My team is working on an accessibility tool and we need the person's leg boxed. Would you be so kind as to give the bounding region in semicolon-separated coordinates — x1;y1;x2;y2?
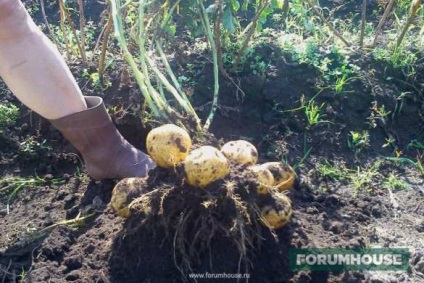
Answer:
0;0;87;119
0;0;155;179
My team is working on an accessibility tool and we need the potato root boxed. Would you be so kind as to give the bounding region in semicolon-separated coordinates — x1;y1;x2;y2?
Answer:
247;165;275;194
182;145;230;188
260;192;292;229
221;140;258;165
111;177;147;218
146;124;192;168
261;162;296;191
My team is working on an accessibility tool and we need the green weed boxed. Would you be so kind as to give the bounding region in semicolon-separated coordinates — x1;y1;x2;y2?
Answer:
367;101;391;128
82;68;102;88
373;45;417;77
304;98;325;129
407;139;424;150
348;130;370;157
11;212;94;248
0;103;20;128
0;175;64;213
18;138;52;158
385;156;424;176
348;160;382;198
382;173;411;190
316;160;348;181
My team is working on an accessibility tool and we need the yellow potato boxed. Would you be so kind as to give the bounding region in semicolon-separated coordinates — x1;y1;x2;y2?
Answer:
260;192;292;229
182;146;230;188
111;177;147;218
221;140;258;165
146;124;192;168
261;162;296;191
247;165;275;195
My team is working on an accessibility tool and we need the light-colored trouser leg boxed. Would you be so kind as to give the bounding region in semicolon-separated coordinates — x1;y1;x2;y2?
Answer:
0;0;87;120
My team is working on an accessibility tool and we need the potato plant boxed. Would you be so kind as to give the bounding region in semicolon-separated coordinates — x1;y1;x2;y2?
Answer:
108;0;286;130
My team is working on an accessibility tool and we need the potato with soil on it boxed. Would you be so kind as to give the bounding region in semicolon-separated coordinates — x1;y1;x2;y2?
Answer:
181;145;230;188
247;165;275;195
261;162;296;191
259;191;292;229
111;177;148;218
221;140;258;165
146;124;192;168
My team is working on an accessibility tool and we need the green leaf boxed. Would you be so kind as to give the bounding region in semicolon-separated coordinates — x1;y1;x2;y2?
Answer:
271;0;284;9
232;0;240;11
223;5;236;34
258;7;273;25
241;1;249;11
206;4;217;14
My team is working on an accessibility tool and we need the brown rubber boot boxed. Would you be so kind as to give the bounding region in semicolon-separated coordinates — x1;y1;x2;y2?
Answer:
49;96;156;180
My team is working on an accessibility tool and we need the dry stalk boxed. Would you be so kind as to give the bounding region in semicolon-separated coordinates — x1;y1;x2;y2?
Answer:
282;0;290;29
360;0;367;48
372;0;396;47
58;0;87;62
396;0;422;48
233;0;270;70
39;0;58;46
98;12;114;77
77;0;87;63
305;0;351;47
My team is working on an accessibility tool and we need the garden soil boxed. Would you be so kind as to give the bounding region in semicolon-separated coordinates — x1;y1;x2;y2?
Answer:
1;1;424;282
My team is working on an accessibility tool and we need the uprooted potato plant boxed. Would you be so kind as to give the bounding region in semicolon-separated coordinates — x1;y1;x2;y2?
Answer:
110;124;296;277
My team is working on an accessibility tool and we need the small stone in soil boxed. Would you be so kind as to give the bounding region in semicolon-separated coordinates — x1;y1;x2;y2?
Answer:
416;260;424;274
416;222;424;233
65;270;82;281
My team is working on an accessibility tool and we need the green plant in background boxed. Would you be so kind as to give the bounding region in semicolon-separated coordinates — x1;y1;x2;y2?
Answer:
250;55;270;76
382;173;410;190
332;71;356;95
0;103;20;129
314;158;417;197
28;0;421;133
304;97;325;129
367;101;391;128
348;131;370;157
407;139;424;150
382;136;396;149
371;0;422;77
316;159;348;181
385;156;424;176
18;137;52;158
82;68;102;88
391;91;410;119
348;160;382;197
373;45;418;77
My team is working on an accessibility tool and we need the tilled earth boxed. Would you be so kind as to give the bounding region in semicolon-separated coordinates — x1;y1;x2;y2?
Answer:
1;159;423;283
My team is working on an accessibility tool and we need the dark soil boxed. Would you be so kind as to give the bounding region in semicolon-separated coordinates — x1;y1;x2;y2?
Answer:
1;1;424;282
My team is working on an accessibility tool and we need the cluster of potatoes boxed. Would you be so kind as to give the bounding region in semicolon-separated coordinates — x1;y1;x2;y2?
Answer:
111;124;296;229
